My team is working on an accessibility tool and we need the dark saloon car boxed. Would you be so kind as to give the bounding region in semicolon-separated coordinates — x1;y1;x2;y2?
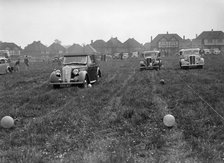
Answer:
49;54;101;88
140;51;162;71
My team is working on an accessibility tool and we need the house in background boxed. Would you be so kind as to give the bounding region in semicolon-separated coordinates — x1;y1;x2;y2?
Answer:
106;37;124;54
91;40;107;54
66;43;83;54
0;42;22;56
194;30;224;52
143;42;151;51
66;43;98;55
48;42;66;57
150;32;183;56
23;41;49;61
123;38;142;54
180;36;193;49
83;44;98;55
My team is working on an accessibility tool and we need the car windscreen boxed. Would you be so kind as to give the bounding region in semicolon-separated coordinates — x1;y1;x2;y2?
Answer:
144;53;156;58
183;50;200;55
63;56;87;65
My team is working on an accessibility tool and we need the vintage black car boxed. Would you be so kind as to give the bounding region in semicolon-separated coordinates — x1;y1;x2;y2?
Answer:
49;54;101;88
140;51;162;71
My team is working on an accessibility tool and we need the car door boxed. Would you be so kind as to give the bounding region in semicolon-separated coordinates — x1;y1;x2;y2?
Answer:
87;55;97;82
0;59;7;74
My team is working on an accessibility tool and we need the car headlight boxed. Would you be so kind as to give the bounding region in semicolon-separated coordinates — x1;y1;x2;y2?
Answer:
55;70;61;77
140;61;144;65
73;69;79;75
181;59;185;62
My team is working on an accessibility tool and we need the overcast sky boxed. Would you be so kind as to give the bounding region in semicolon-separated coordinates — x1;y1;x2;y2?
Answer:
0;0;224;48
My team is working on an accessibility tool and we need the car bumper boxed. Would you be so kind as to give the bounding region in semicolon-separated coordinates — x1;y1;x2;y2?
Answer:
49;78;84;85
181;64;204;67
140;65;160;70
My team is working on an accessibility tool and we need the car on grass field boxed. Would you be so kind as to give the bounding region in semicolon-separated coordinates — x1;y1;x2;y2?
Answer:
0;57;11;74
140;51;162;71
49;54;101;88
203;49;211;55
179;48;204;69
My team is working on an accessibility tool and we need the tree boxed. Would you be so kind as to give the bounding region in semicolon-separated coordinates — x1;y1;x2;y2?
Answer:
54;39;61;45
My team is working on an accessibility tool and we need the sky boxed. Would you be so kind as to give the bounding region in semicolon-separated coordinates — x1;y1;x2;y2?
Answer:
0;0;224;48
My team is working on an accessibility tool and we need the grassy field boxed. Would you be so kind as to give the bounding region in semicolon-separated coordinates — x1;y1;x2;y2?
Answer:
0;55;224;162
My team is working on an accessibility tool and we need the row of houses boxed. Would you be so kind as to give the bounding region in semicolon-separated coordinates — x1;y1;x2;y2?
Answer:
1;29;224;57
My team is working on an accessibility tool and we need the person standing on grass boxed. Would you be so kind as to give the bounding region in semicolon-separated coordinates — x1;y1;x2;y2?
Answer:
14;58;20;72
24;55;29;70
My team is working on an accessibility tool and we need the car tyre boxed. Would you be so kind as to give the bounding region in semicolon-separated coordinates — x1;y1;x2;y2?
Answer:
198;65;203;69
81;76;89;88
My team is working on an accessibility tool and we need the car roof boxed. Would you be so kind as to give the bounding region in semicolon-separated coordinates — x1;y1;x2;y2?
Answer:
63;54;89;57
143;51;160;54
180;48;200;52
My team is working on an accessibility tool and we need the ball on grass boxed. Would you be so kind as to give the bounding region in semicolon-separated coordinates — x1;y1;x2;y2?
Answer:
88;84;92;88
163;114;175;127
160;79;165;85
1;116;14;128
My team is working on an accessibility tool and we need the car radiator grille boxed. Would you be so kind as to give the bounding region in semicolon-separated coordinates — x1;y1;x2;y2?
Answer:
146;58;152;66
190;56;196;65
62;66;72;82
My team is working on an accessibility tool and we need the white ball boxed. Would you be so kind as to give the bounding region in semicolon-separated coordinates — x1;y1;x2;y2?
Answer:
1;116;14;128
160;79;165;85
163;114;175;127
88;84;92;88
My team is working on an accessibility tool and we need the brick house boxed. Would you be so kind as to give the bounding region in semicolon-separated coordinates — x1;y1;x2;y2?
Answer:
23;41;48;57
0;42;22;56
194;30;224;52
106;37;124;54
91;40;107;54
123;38;142;53
150;32;183;56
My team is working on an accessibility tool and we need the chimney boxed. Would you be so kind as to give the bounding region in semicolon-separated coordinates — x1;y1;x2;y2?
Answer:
183;35;185;40
211;29;213;31
150;36;153;42
91;40;93;44
166;31;168;34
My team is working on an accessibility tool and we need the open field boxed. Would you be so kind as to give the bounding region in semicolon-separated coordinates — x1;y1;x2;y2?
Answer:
0;55;224;162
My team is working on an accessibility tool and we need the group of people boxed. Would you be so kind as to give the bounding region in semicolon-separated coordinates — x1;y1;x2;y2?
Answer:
9;55;29;72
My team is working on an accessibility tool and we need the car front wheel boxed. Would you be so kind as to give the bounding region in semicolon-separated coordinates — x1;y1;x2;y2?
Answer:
80;76;89;88
53;84;60;89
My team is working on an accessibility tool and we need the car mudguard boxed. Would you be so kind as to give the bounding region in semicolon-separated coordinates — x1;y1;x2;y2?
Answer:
78;70;88;82
49;71;60;83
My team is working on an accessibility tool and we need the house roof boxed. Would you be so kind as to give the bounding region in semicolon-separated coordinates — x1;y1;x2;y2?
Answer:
196;30;224;40
67;44;83;54
123;38;142;48
48;43;66;52
91;40;107;48
23;41;47;52
84;44;98;54
0;42;22;50
67;44;98;55
143;42;151;50
107;37;123;47
151;33;183;44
